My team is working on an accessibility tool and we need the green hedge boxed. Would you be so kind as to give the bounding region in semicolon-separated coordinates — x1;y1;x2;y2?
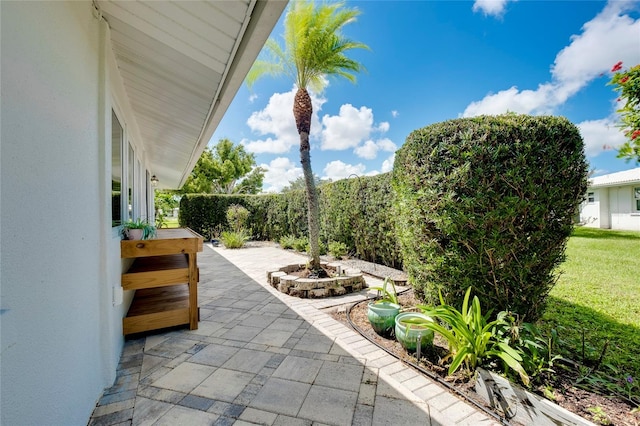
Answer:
179;173;401;266
393;114;588;321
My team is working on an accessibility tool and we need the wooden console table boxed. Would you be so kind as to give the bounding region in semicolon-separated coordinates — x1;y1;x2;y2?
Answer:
120;228;203;335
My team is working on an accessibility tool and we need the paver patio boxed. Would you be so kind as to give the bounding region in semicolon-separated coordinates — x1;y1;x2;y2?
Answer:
88;243;498;426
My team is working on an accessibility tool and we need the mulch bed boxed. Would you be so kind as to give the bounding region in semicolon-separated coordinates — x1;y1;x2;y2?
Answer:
331;290;640;426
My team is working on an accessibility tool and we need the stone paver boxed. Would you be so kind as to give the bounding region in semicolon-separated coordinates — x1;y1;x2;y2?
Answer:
88;244;497;426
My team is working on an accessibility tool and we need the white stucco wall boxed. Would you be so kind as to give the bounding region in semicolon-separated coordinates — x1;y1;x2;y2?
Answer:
1;2;124;424
580;189;603;228
580;185;640;231
609;186;640;231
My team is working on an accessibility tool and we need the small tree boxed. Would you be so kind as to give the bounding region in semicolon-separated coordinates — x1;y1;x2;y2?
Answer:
609;61;640;162
181;138;264;194
282;175;329;193
246;0;368;271
226;204;250;233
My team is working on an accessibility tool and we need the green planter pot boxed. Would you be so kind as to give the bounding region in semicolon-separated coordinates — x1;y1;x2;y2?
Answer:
367;301;401;337
395;312;434;352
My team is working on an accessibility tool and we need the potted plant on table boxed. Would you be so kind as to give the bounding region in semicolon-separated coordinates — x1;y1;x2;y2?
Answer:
122;218;157;240
367;277;401;337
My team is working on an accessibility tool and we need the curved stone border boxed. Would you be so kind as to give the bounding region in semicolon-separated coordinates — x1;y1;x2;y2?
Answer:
266;261;366;298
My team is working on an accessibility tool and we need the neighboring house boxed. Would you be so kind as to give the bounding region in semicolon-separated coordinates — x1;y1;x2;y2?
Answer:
579;167;640;231
0;1;286;425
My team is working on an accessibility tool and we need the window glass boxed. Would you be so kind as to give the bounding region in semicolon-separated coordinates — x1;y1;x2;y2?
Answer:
587;192;595;203
146;170;153;220
128;143;134;221
111;111;123;227
136;159;142;218
634;187;640;211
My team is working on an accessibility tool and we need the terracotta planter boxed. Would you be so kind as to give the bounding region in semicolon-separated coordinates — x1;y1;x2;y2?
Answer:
367;301;401;337
394;312;434;352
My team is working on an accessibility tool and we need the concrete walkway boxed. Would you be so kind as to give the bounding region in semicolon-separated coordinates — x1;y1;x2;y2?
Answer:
88;244;498;426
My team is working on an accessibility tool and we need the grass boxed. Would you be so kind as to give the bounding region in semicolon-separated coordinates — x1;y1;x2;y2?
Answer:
161;217;180;228
538;226;640;381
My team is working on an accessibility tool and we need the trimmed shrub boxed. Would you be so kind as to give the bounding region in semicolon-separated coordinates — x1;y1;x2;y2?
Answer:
328;241;348;259
226;204;250;233
393;114;588;321
178;173;403;267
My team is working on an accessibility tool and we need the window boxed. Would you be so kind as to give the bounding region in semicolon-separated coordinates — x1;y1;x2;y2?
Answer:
587;191;595;203
111;111;123;227
127;143;135;221
634;187;640;211
146;170;153;220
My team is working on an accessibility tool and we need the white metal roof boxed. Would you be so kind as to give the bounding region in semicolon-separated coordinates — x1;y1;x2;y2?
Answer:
589;167;640;188
96;0;287;188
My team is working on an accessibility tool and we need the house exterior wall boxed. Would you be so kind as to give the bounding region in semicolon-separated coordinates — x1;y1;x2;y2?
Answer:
580;185;640;231
609;186;640;231
580;188;605;228
1;2;144;424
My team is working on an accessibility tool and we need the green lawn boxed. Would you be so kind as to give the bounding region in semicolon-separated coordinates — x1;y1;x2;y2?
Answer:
162;217;180;228
538;227;640;381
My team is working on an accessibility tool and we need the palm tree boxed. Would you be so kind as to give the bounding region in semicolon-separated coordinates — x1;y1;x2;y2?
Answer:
247;0;368;270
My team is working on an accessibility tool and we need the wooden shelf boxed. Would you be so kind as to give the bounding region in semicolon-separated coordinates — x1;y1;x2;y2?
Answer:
122;255;190;291
123;285;190;335
121;228;202;335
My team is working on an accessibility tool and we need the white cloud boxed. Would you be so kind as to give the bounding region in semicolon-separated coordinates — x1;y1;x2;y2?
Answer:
248;93;258;103
241;137;293;154
381;153;396;173
322;160;366;181
377;122;390;132
260;157;303;193
354;140;378;160
472;0;512;17
577;118;627;158
243;87;326;155
321;104;374;150
353;138;397;160
463;84;556;117
391;110;399;118
463;1;640;117
376;138;397;152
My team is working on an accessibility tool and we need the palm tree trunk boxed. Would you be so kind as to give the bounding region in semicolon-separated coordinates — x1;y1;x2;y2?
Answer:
300;133;321;269
294;88;321;270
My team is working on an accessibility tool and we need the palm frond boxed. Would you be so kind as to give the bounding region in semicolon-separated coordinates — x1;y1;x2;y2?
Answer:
247;0;368;93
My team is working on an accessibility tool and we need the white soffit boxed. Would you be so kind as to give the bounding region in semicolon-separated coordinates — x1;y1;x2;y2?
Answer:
96;0;287;188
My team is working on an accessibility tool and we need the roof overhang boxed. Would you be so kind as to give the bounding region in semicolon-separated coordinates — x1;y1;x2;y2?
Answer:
96;0;287;189
588;167;640;188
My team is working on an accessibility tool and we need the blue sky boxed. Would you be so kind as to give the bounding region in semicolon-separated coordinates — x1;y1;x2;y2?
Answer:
210;0;640;192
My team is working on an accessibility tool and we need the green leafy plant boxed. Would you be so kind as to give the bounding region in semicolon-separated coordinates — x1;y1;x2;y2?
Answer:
122;218;157;240
279;234;297;249
369;277;399;305
418;287;529;385
608;61;640;162
575;364;640;406
292;236;308;252
305;240;326;255
220;230;249;249
500;320;564;386
586;406;611;425
328;241;348;259
226;204;250;233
